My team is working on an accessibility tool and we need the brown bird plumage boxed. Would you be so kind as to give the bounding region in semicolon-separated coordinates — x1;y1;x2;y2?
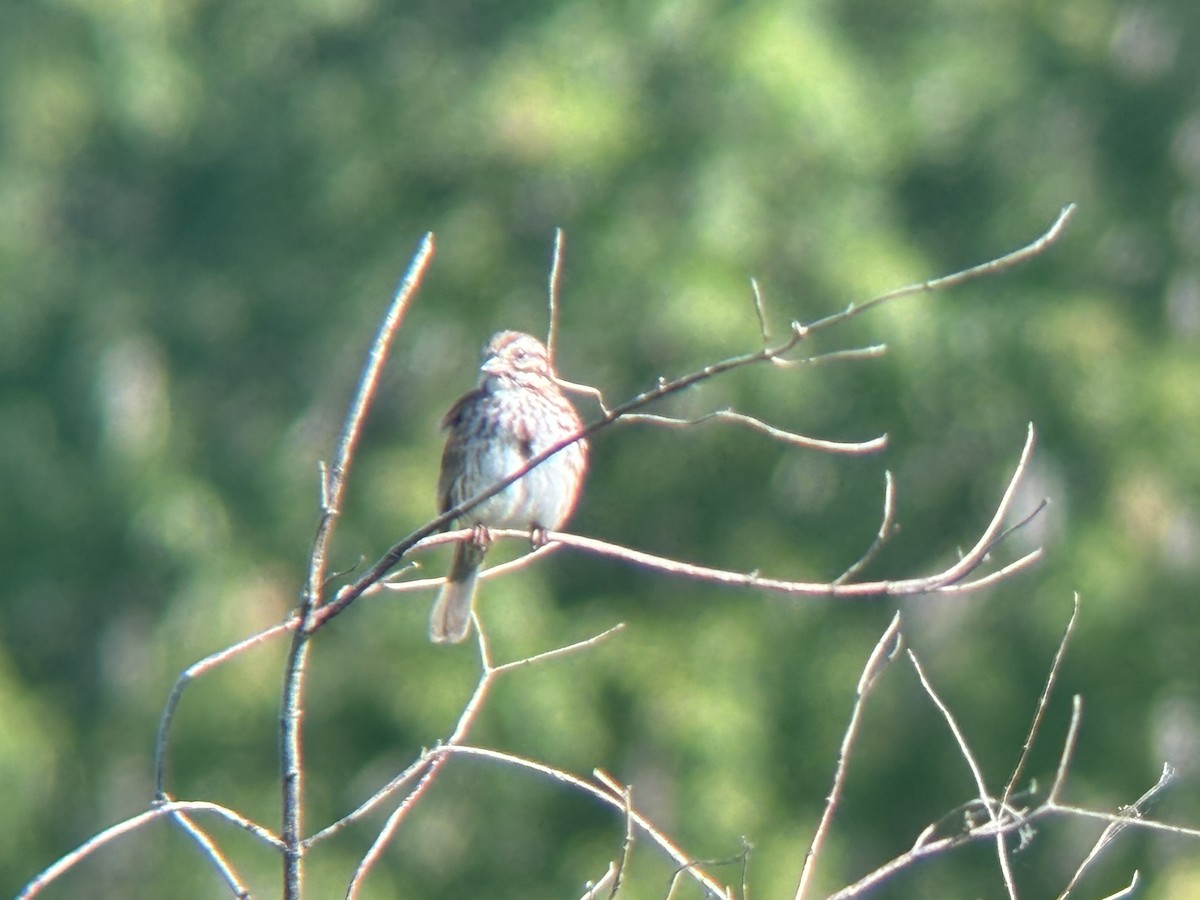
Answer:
429;331;588;643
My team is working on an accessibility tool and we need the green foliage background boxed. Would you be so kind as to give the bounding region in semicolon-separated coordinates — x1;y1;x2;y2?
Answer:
4;0;1200;896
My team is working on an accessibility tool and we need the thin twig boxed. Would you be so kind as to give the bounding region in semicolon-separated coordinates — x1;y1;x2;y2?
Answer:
1049;696;1084;803
1048;798;1200;839
931;550;1044;592
909;651;994;818
621;409;887;455
33;209;1076;900
548;227;566;362
835;471;896;584
795;613;903;900
304;755;429;849
825;599;1196;900
492;624;627;675
374;538;562;596
770;344;889;368
750;277;770;343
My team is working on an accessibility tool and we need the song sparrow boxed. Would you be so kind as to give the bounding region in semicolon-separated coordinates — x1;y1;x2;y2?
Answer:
429;330;588;643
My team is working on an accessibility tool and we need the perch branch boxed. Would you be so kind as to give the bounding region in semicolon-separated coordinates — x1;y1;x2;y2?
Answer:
312;207;1074;628
385;423;1041;600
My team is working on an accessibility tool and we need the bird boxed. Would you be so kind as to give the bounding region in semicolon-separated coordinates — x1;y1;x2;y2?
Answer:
429;330;588;643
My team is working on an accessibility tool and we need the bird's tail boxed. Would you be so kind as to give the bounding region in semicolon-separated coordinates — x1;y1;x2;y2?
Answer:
429;540;487;643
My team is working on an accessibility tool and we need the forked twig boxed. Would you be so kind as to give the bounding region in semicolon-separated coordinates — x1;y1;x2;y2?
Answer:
795;613;904;899
18;800;282;900
341;623;625;898
909;649;1015;898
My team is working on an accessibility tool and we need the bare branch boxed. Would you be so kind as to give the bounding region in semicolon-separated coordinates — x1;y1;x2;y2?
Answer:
794;613;903;900
818;597;1200;900
827;831;962;899
1049;797;1200;840
304;755;430;849
380;496;1037;607
317;233;436;554
931;549;1044;593
284;233;435;899
82;209;1075;900
375;536;562;597
909;651;993;817
470;423;1036;599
